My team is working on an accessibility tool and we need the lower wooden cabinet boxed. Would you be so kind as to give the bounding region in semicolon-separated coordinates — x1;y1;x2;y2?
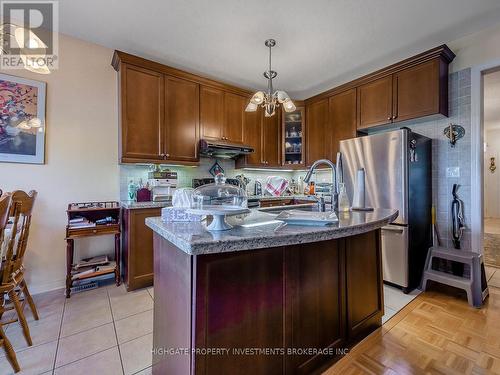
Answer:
345;230;384;340
122;208;159;290
153;230;383;374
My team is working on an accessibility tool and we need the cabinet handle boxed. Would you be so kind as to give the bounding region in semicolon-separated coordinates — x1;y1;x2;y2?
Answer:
387;117;392;121
393;115;398;120
165;154;170;158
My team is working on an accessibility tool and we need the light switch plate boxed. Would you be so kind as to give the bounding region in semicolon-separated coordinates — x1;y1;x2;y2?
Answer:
446;167;460;178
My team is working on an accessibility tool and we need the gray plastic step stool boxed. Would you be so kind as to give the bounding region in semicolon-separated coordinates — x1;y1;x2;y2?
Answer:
421;246;489;308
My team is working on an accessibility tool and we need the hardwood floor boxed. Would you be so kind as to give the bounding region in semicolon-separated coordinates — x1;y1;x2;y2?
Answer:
325;278;500;374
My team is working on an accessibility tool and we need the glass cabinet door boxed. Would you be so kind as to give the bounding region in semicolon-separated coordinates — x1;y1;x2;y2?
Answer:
282;107;305;168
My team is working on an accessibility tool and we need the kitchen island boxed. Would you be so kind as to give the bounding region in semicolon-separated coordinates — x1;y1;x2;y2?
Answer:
146;208;398;375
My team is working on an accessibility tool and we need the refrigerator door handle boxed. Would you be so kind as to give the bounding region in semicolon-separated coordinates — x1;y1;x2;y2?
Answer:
381;225;405;234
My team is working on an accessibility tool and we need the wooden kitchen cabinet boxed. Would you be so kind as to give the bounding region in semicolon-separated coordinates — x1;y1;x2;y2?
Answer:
262;111;281;167
393;59;443;122
285;240;345;374
120;64;164;162
357;76;393;130
223;93;246;144
237;108;281;168
345;230;383;341
282;107;306;169
164;76;199;162
122;207;160;291
241;109;262;166
358;57;450;130
329;88;357;159
306;98;329;166
200;86;224;141
200;87;247;144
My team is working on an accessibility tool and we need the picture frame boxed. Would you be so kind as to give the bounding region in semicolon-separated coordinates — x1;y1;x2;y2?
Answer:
0;73;47;164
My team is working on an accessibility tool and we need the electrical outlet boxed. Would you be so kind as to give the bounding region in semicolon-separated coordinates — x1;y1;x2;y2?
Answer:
446;167;460;178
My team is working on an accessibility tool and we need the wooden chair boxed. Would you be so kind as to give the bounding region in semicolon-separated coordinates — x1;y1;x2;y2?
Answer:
0;194;20;373
1;190;39;347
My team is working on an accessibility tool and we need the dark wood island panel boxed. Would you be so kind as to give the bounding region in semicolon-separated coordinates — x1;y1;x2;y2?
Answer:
152;230;382;375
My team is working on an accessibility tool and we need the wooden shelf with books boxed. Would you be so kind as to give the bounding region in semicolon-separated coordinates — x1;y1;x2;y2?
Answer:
65;201;121;298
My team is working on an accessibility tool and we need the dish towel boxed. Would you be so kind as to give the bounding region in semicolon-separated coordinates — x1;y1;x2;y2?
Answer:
265;176;289;197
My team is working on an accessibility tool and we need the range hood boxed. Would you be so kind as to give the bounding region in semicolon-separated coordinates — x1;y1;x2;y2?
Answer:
199;139;254;159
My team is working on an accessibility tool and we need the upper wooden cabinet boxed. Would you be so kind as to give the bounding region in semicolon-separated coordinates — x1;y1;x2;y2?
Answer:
200;86;224;141
223;93;246;144
237;108;281;168
112;51;253;164
358;58;446;130
329;89;357;159
306;98;329;166
262;111;281;167
357;76;393;129
120;64;164;162
393;59;442;122
164;76;199;162
282;107;306;169
200;87;246;144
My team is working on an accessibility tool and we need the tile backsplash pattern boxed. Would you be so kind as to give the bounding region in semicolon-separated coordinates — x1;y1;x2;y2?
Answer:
404;69;472;250
119;69;471;250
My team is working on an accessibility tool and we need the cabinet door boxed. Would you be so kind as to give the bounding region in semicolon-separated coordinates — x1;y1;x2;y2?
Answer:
345;230;383;340
241;109;263;167
393;59;439;122
120;64;164;162
223;93;246;144
164;76;199;162
357;76;393;129
124;208;160;290
200;86;224;141
306;98;329;166
262;111;281;167
284;240;345;374
329;88;357;159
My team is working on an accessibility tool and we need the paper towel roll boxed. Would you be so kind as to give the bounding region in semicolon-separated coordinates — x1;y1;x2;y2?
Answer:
352;168;365;209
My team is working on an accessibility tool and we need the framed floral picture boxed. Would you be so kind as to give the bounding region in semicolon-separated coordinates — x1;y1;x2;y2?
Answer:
0;73;46;164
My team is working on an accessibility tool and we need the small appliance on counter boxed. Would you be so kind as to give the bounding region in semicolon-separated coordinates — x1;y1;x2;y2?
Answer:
148;167;178;202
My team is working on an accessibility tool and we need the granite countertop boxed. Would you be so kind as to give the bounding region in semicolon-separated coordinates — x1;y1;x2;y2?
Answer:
145;208;398;255
121;201;172;209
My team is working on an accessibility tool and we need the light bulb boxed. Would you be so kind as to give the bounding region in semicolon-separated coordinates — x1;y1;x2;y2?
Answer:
283;98;296;113
276;91;290;103
245;102;258;112
250;91;265;105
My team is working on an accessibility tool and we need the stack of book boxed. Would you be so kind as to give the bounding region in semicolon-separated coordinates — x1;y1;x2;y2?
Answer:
71;255;116;280
68;216;95;229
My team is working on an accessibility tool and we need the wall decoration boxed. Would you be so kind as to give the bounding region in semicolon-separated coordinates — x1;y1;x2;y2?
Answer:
0;73;46;164
490;157;496;173
443;123;465;148
209;160;224;177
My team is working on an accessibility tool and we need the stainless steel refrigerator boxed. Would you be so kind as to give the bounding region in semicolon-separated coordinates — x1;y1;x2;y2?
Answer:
339;128;432;292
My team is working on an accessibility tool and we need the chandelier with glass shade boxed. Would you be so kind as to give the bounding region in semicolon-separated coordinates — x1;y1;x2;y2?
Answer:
245;39;296;117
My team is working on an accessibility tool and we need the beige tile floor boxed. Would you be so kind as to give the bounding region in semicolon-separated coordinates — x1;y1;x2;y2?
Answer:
0;283;154;375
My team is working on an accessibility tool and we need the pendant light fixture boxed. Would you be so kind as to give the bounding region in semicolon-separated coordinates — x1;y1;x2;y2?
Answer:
245;39;296;117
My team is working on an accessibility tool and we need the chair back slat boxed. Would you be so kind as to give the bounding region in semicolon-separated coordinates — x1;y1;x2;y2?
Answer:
3;190;37;285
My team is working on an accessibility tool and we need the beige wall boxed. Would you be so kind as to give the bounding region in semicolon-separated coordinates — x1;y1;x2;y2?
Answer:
485;129;500;219
449;22;500;72
0;34;118;294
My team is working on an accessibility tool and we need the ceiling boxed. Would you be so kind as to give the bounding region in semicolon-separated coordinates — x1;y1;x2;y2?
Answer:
58;0;500;99
485;70;500;131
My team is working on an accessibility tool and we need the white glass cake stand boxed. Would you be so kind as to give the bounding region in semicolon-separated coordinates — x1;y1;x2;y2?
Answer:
187;206;251;231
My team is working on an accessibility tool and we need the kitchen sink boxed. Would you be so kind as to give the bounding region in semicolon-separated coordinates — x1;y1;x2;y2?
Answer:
257;203;321;214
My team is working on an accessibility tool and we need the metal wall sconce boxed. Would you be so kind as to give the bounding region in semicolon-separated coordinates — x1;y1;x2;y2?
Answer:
443;123;465;147
490;157;497;173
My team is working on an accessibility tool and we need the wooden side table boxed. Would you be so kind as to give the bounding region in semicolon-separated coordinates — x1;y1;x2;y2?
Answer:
65;201;121;298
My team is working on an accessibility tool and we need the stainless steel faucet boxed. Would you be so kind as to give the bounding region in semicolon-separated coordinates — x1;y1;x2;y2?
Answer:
303;159;338;212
